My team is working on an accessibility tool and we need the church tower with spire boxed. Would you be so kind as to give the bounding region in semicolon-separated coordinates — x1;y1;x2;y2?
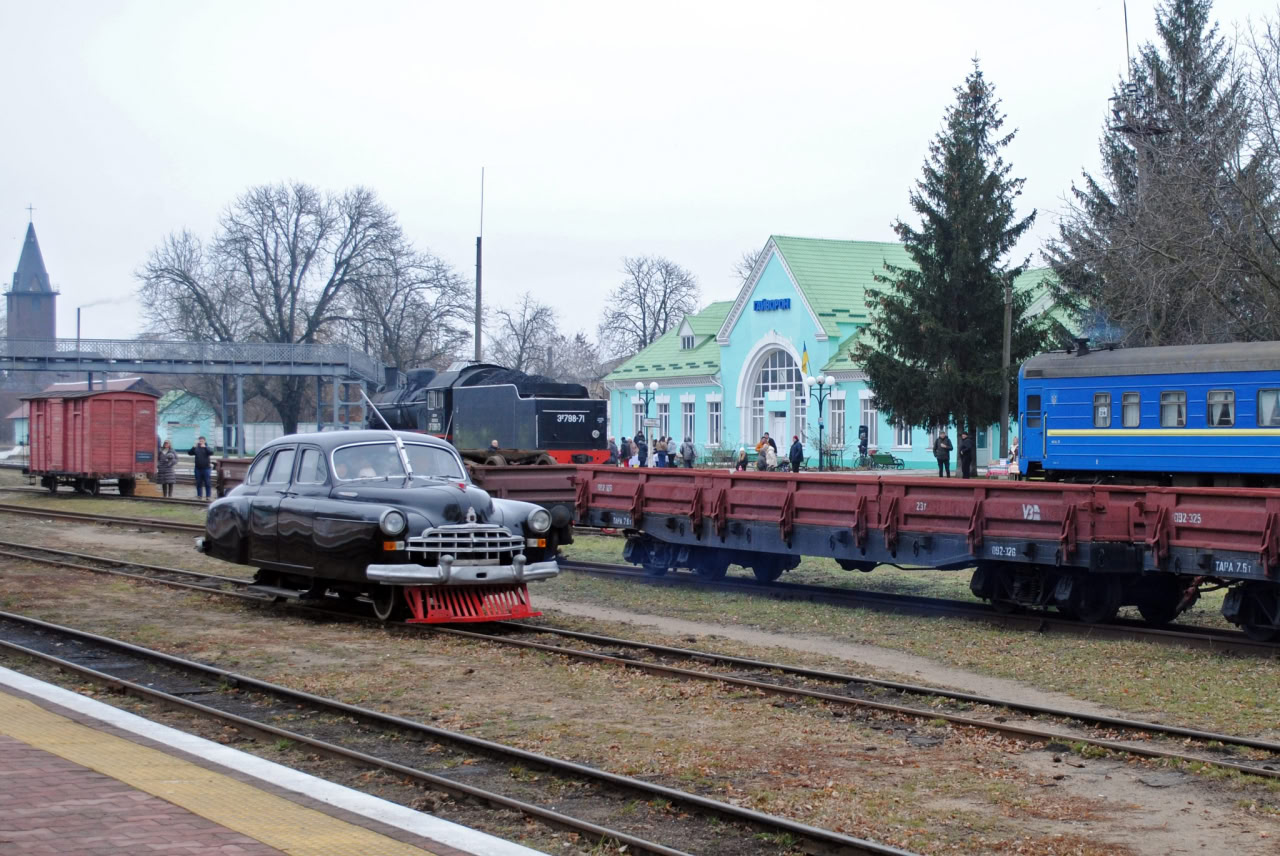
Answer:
6;221;58;340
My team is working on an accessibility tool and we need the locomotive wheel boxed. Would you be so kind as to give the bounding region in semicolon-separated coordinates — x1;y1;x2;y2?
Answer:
485;454;507;467
534;454;556;466
371;584;408;621
1136;577;1184;626
1070;578;1122;624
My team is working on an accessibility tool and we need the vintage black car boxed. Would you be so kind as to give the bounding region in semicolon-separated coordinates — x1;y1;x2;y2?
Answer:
197;430;568;621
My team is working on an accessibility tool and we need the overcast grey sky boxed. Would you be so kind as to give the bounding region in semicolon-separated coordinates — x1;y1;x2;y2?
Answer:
1;0;1272;344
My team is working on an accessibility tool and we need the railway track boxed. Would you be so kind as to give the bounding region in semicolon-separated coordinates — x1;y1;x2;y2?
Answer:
0;502;204;534
0;494;1272;655
3;540;1280;787
0;484;209;507
0;610;914;856
558;559;1280;657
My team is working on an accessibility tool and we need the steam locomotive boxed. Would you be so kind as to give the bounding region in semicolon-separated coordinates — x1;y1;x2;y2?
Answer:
368;363;609;465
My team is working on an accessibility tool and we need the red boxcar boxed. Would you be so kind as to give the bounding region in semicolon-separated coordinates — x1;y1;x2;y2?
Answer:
23;389;158;495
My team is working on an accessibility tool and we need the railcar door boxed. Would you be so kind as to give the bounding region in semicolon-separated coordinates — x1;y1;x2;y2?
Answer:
1022;389;1044;467
276;446;329;570
247;446;296;566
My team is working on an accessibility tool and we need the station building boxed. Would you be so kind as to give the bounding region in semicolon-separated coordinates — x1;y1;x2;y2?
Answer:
602;236;1056;469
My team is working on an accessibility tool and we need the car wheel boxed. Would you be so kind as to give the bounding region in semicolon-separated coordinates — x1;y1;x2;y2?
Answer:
371;584;408;621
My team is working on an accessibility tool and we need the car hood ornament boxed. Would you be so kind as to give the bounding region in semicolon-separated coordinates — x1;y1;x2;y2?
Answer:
466;506;477;524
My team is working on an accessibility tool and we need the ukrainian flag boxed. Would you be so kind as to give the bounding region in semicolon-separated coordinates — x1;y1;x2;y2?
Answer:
801;342;810;375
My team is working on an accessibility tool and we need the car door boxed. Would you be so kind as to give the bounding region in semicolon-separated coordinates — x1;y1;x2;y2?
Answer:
247;446;296;566
1022;389;1044;467
276;446;330;570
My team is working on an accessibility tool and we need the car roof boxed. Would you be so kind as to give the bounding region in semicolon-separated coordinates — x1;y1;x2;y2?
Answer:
259;430;454;453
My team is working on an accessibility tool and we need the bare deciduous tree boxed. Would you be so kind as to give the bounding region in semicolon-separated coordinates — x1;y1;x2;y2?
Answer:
596;256;699;359
733;247;767;285
486;292;560;375
343;244;474;372
137;182;427;433
547;331;604;388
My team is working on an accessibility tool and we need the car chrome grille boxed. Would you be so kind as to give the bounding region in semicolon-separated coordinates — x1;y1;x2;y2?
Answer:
407;524;524;565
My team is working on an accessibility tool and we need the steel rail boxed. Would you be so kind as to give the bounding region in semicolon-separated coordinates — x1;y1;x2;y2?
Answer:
471;623;1280;754
558;559;1279;656
0;611;915;856
0;503;204;534
7;540;1278;777
0;485;209;507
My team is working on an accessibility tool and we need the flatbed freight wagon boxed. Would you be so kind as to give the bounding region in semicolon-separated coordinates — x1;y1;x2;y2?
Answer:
23;388;158;495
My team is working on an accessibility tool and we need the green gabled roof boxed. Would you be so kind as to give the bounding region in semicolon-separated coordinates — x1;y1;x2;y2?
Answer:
770;236;910;338
605;301;733;382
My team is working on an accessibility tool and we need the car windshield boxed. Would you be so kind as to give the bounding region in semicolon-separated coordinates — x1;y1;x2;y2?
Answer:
332;442;464;482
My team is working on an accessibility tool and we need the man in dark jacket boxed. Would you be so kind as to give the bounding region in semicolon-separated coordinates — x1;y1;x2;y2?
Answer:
187;436;214;499
634;432;649;467
788;436;803;472
958;431;976;479
607;438;619;465
933;431;953;478
762;432;778;453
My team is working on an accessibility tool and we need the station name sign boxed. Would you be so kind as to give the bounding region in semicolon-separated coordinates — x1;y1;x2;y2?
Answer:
752;298;791;312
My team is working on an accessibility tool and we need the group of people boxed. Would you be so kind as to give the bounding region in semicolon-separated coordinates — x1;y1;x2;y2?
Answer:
931;430;1019;479
609;434;697;468
155;435;215;499
729;432;804;472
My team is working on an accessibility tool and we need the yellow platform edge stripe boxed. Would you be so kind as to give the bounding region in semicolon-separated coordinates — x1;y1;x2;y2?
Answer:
0;691;436;856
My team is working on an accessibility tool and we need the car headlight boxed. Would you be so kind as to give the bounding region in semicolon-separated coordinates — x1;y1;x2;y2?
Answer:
527;508;552;534
379;509;407;536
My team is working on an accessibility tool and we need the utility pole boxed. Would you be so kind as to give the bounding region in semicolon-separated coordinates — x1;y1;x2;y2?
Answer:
474;168;484;363
999;279;1012;457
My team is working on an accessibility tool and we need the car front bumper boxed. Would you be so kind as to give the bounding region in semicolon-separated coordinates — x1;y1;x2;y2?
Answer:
365;554;560;585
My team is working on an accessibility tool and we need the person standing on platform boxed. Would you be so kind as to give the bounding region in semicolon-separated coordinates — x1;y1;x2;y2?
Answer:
679;436;696;468
634;432;648;468
958;431;975;479
655;436;668;467
156;440;178;498
933;431;953;478
607;437;619;465
187;436;214;500
788;436;803;473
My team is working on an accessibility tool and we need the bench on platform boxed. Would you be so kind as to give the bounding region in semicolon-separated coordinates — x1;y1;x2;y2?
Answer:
869;452;905;469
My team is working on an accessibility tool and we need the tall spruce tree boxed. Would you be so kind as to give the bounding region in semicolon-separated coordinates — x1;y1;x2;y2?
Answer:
857;61;1046;445
1045;0;1263;345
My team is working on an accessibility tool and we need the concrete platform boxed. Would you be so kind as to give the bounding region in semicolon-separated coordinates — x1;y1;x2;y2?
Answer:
0;666;545;856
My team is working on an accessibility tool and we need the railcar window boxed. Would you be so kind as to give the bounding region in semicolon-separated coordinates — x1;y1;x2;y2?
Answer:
296;448;327;484
1093;393;1111;427
1259;389;1280;426
265;448;296;485
1122;392;1140;427
1207;390;1235;427
1160;392;1186;427
244;453;271;486
1025;394;1041;428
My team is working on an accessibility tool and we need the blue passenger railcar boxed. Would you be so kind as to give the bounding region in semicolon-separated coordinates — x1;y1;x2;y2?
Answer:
1018;341;1280;486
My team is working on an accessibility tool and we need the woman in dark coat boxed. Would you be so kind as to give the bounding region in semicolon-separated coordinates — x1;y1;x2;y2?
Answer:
156;440;178;498
788;436;804;473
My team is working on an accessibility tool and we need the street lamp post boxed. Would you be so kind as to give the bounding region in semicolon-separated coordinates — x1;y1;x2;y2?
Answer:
634;381;659;465
805;375;836;471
